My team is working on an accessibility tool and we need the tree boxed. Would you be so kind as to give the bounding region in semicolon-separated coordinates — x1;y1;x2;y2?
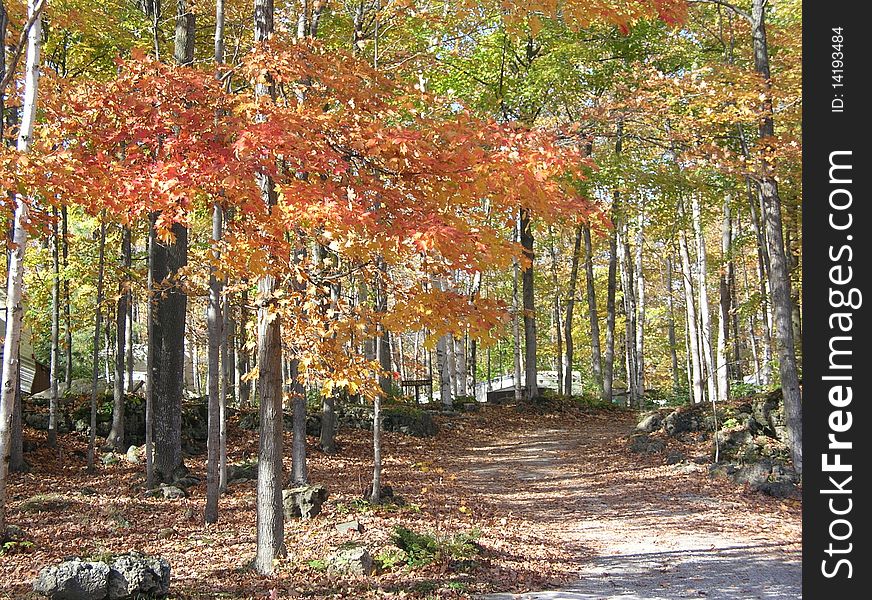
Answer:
0;0;45;537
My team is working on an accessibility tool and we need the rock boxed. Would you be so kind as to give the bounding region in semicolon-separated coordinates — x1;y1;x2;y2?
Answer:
372;485;405;506
107;552;171;599
101;453;120;466
665;449;685;465
752;390;786;441
146;485;186;500
158;528;176;540
462;402;480;413
33;559;111;600
32;554;170;600
734;460;772;488
327;545;374;576
3;524;27;542
19;494;72;513
635;411;663;433
283;484;329;519
628;433;666;454
124;446;142;465
757;481;800;499
662;408;705;436
336;520;363;534
226;461;258;483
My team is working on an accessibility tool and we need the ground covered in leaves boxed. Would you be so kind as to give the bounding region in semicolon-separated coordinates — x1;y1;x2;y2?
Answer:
1;402;801;599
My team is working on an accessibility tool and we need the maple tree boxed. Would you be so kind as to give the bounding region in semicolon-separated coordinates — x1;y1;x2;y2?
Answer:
0;0;805;596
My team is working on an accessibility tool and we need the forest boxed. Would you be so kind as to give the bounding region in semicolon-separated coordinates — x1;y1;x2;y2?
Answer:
0;0;802;598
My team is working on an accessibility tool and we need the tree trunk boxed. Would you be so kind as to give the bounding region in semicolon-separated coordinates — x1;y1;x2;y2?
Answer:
602;122;622;404
692;195;718;403
618;222;638;407
62;206;72;388
107;228;131;451
678;219;704;404
634;212;645;397
752;0;801;472
512;229;523;402
88;221;107;472
205;204;223;524
664;257;681;393
49;208;60;448
562;226;581;396
151;1;193;483
253;0;285;574
716;200;732;402
548;231;563;394
519;208;538;401
145;215;156;490
237;287;251;407
580;225;602;397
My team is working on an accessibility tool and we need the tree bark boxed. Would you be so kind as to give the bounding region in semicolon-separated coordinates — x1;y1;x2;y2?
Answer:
151;0;193;484
679;211;704;405
205;204;223;523
692;195;718;403
519;208;538;401
562;226;581;396
253;0;285;574
49;208;60;448
752;0;801;472
548;231;563;394
107;228;131;451
87;221;107;472
664;257;681;393
716;200;732;402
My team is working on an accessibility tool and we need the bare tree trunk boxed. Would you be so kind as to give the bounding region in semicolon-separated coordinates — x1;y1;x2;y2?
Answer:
62;206;72;389
618;223;638;407
253;0;285;574
108;228;131;450
562;226;581;396
678;215;704;405
576;226;600;395
519;208;538;401
692;195;718;403
205;204;223;524
716;200;732;402
127;293;135;392
88;221;107;472
602;122;622;405
151;1;193;483
49;208;60;447
751;0;802;472
145;215;156;490
237;287;251;407
512;225;523;402
548;231;563;394
634;212;646;398
664;257;681;393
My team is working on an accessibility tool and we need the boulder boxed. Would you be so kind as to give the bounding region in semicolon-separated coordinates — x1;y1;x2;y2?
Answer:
327;545;374;576
628;433;666;454
662;408;706;436
336;520;363;534
33;554;170;600
124;446;142;465
226;460;258;483
106;553;170;599
752;390;787;441
635;411;663;433
283;484;329;519
146;485;186;500
34;560;110;600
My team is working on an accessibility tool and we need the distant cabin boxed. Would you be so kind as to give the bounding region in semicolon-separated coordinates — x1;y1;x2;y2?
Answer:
0;289;50;395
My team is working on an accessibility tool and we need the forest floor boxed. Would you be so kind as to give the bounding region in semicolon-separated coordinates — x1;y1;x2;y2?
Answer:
1;403;801;599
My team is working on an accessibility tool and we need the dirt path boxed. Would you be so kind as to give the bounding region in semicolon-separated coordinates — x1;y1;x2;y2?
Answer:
450;409;802;599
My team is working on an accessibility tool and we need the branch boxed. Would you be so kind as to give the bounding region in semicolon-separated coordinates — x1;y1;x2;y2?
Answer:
687;0;752;25
1;0;47;95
